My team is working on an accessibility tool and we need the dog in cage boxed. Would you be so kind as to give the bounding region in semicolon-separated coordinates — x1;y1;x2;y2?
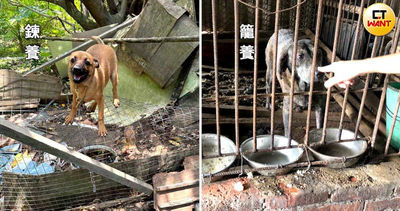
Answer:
265;29;327;136
64;36;119;136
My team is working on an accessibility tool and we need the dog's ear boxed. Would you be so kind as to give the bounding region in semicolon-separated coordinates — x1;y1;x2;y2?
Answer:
93;59;100;68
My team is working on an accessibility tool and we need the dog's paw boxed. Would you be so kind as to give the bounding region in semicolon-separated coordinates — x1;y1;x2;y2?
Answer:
98;125;108;136
64;115;75;125
113;99;120;108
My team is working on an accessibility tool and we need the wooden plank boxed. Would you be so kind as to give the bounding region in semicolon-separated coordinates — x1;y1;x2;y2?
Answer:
0;70;61;100
0;98;40;110
0;118;153;195
120;0;198;87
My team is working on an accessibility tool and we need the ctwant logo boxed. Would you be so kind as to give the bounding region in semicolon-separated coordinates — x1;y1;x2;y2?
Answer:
363;3;395;36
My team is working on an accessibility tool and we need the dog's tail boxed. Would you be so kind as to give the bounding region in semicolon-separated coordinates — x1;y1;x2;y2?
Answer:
91;36;105;45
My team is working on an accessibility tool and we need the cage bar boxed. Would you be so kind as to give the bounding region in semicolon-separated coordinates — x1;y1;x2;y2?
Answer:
211;0;221;156
234;0;240;154
270;0;281;149
304;0;324;146
252;0;260;152
287;0;302;147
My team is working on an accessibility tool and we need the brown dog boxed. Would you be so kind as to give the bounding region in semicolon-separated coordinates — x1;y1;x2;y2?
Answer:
65;36;119;136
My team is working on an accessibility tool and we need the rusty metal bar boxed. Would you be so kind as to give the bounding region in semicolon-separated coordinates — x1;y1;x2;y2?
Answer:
234;0;240;154
338;0;368;140
304;0;324;146
211;0;221;156
371;8;400;148
321;0;344;144
252;0;260;152
39;36;199;43
385;90;400;155
23;17;138;77
270;0;281;150
288;0;302;147
353;0;369;139
203;86;384;101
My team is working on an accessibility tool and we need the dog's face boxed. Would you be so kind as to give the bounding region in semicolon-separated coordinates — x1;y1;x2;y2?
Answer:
287;40;325;84
68;51;99;84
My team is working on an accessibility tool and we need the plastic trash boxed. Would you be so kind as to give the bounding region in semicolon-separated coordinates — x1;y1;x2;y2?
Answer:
0;144;22;154
0;147;55;181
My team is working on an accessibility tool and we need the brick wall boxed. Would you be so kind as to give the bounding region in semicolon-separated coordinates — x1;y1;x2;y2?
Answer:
202;157;400;210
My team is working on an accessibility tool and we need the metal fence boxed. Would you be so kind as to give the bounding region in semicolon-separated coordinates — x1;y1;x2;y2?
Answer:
202;0;400;176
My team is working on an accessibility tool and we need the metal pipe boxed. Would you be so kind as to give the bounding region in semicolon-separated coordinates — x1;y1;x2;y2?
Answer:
354;0;377;139
252;0;260;152
39;36;199;43
211;0;221;156
353;0;370;139
23;16;138;77
203;87;384;101
234;0;240;154
337;0;359;141
321;0;344;144
270;0;281;150
305;0;324;146
288;0;302;147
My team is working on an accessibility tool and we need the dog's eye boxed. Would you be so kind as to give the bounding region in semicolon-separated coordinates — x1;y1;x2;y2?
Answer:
297;53;304;60
84;59;91;66
70;57;76;63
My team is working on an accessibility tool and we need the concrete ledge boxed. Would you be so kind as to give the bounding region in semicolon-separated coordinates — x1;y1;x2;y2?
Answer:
202;157;400;210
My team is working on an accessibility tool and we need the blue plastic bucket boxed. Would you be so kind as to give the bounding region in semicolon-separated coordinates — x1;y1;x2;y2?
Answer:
386;82;400;150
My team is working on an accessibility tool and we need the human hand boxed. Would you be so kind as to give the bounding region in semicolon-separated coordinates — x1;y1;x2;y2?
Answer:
318;61;361;88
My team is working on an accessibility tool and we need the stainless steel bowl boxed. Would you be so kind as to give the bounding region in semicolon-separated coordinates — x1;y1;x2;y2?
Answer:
306;128;367;168
202;133;237;176
240;135;304;176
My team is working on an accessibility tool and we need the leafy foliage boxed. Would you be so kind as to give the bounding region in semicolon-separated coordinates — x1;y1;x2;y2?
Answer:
0;0;83;72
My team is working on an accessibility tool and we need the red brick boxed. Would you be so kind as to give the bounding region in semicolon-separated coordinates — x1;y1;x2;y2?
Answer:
286;190;330;207
264;189;329;208
365;197;400;211
183;155;199;170
303;201;364;211
331;184;393;202
264;195;288;209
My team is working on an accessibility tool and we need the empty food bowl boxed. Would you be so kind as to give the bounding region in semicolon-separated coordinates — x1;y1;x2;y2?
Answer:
202;133;237;176
240;135;304;176
306;128;368;168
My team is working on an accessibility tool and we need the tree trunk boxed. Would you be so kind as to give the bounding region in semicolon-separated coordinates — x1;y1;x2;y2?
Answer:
38;0;130;30
39;0;99;30
82;0;116;26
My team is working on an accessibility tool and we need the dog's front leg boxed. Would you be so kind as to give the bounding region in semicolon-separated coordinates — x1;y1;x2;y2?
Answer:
65;93;77;125
315;106;324;129
97;95;108;136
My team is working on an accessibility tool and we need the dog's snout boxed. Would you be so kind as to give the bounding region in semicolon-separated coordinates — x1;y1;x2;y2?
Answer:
73;65;83;72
